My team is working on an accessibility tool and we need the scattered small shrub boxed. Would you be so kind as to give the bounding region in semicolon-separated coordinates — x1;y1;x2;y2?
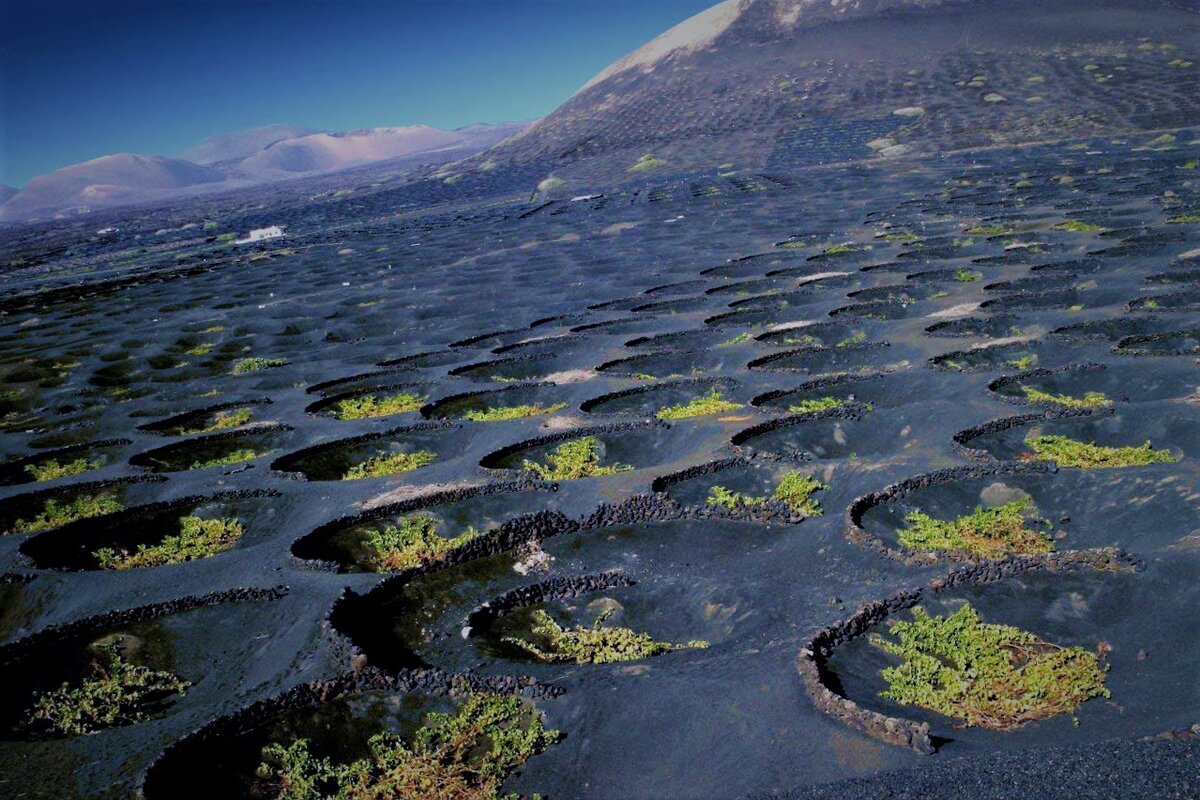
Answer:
504;608;708;664
716;332;750;347
231;357;287;375
1021;387;1111;409
966;224;1014;235
788;396;847;414
13;494;124;534
1023;434;1178;468
27;643;189;736
189;448;264;470
872;604;1109;731
1007;354;1037;370
464;402;567;422
707;470;826;516
1166;215;1200;224
521;436;630;480
186;408;252;435
25;457;100;482
94;515;244;569
656;388;741;420
360;515;478;572
343;450;437;480
898;498;1051;557
629;155;666;173
332;392;424;420
256;693;558;800
953;268;982;282
836;332;867;347
1053;220;1105;233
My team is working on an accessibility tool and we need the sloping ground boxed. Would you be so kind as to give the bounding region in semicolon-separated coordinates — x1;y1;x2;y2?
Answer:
0;155;225;223
466;0;1200;190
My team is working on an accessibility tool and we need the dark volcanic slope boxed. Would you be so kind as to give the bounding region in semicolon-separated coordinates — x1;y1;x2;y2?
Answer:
476;0;1200;188
0;2;1199;799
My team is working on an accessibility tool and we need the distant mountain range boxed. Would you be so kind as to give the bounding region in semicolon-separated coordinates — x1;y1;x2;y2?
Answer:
0;121;531;223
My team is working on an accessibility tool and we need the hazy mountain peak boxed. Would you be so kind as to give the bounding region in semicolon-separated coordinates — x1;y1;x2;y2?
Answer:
181;124;321;164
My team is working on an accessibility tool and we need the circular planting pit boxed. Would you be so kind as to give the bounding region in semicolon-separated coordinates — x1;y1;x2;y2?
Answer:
954;410;1193;467
628;295;710;315
0;475;166;536
651;457;830;524
596;349;727;380
817;556;1200;754
303;381;430;420
334;514;768;674
420;382;567;422
704;278;784;297
983;272;1080;294
290;483;558;572
732;406;917;462
479;422;678;480
625;327;743;352
580;378;744;419
137;400;272;436
492;333;585;356
375;349;461;370
270;423;460;482
0;439;130;487
129;424;291;474
988;362;1198;407
704;304;819;329
843;462;1190;563
925;314;1027;339
829;299;925;321
449;351;584;384
754;320;868;349
18;490;281;571
143;680;561;800
752;370;926;414
1115;325;1200;356
930;340;1041;373
748;342;895;375
0;586;285;740
1128;288;1200;313
1051;316;1171;345
305;367;413;398
980;287;1127;315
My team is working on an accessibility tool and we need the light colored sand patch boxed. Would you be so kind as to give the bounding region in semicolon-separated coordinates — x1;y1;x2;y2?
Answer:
796;271;850;285
764;319;818;333
602;221;639;235
972;335;1034;349
543;369;597;384
359;480;483;510
927;302;981;319
1176;247;1200;261
893;106;925;117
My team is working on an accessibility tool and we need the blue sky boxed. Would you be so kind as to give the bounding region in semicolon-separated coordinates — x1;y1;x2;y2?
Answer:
0;0;716;186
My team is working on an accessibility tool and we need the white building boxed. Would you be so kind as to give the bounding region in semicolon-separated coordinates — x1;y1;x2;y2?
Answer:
235;225;284;244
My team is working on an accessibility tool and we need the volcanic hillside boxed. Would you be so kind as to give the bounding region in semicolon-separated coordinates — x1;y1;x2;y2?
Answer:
472;0;1200;189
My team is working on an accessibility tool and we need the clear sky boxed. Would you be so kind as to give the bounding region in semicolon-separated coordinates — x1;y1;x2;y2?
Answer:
0;0;717;187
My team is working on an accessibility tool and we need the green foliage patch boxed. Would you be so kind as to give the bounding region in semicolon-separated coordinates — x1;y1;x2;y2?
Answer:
27;643;189;736
185;408;252;435
706;470;827;516
332;392;424;420
521;436;631;480
360;515;479;572
788;396;847;414
504;608;708;665
1023;434;1178;468
25;457;100;482
231;357;288;375
94;515;244;569
343;450;437;480
898;498;1052;558
1052;220;1106;233
872;604;1109;730
655;388;741;420
13;494;124;534
464;402;567;422
1021;386;1111;409
189;448;264;470
256;693;558;800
